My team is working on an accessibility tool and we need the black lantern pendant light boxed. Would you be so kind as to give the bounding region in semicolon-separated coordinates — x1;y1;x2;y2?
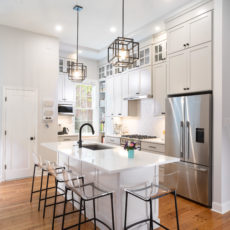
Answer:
108;0;139;67
68;5;87;82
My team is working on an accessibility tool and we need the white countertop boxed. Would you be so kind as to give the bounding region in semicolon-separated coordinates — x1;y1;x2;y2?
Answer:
41;141;178;174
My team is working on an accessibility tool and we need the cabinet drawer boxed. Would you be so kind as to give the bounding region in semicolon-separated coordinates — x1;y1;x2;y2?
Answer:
104;136;120;145
141;142;165;153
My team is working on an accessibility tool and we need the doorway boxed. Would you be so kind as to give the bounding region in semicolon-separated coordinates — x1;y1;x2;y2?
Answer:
2;88;37;180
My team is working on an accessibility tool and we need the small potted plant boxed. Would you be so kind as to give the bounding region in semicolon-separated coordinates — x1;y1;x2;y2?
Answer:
124;141;136;159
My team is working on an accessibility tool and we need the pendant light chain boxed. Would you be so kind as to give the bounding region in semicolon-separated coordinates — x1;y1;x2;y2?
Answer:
76;9;79;64
122;0;124;37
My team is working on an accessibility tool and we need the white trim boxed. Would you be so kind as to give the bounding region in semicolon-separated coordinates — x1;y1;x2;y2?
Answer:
1;86;38;181
212;201;230;214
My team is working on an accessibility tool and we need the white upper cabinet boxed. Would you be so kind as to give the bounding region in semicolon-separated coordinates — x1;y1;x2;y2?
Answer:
58;75;75;102
139;46;151;67
167;11;212;55
105;76;114;116
153;62;167;116
113;74;122;116
189;12;212;47
167;23;188;55
139;66;152;95
188;42;212;92
122;73;129;116
128;69;140;97
167;50;188;95
167;42;212;95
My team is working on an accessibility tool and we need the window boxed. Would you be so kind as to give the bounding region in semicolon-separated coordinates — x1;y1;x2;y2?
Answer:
75;84;95;134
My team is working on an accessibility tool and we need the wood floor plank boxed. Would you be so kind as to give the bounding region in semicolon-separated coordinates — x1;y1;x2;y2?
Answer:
0;177;230;229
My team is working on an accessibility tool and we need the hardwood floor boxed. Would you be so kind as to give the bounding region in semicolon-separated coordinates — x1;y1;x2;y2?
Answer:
0;177;229;230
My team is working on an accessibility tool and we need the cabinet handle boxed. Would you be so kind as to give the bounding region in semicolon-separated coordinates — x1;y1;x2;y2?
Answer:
136;92;140;95
149;146;156;149
161;112;166;115
183;88;187;90
187;88;190;90
118;113;122;116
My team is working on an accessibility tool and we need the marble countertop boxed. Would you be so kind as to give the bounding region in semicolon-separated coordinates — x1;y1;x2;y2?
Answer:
41;141;179;174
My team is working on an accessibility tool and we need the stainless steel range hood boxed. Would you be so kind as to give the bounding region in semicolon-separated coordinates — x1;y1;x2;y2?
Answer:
123;94;153;100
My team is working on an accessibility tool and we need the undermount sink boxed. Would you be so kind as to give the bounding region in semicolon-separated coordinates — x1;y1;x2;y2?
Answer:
82;144;115;151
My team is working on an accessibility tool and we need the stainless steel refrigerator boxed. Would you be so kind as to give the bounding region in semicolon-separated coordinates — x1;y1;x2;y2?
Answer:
162;93;212;207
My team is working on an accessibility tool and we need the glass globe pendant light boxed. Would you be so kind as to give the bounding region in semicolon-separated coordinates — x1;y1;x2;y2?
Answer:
108;0;139;67
68;5;87;82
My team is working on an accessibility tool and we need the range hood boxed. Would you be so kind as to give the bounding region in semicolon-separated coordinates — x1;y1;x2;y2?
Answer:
123;94;153;100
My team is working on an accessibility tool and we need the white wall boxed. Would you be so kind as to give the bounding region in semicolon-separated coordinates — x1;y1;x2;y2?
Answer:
0;25;59;179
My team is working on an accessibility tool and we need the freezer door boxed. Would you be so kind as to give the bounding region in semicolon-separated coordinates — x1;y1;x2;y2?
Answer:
160;162;211;207
184;94;212;166
165;97;185;160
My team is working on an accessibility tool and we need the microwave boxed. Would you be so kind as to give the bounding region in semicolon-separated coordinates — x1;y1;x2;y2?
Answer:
58;104;74;116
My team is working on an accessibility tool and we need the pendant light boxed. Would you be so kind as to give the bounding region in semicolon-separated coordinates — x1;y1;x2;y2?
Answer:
108;0;139;67
68;5;87;82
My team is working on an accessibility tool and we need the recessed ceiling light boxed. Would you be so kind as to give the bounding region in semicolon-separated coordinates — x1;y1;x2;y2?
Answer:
110;27;117;33
155;26;161;32
55;25;63;32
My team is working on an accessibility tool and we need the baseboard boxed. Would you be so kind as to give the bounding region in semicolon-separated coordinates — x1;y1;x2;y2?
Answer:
212;201;230;214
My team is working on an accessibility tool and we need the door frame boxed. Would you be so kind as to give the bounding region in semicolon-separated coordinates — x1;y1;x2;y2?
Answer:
1;86;38;181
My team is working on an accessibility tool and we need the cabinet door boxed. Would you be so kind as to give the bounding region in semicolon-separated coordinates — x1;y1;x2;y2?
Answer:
140;66;152;95
128;70;140;97
105;77;114;116
113;75;122;116
105;116;113;135
58;75;64;101
189;12;212;48
153;63;167;116
122;73;129;116
167;23;188;54
188;42;212;92
64;77;75;101
167;50;188;95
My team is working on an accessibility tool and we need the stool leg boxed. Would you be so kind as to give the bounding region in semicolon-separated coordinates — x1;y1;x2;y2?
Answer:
174;191;180;230
43;173;50;218
30;164;37;202
72;190;74;211
84;200;87;221
110;193;115;230
52;179;58;230
93;199;97;230
78;198;83;230
38;168;44;211
149;199;153;230
62;187;68;230
124;192;128;230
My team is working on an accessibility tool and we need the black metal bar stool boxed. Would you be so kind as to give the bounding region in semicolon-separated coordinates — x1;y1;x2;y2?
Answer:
30;154;65;211
61;170;115;230
43;161;86;230
124;171;180;230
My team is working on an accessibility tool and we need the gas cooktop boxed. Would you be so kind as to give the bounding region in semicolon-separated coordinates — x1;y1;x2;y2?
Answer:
121;134;157;139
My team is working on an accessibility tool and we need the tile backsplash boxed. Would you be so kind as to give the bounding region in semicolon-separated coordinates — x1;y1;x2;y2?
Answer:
58;115;75;134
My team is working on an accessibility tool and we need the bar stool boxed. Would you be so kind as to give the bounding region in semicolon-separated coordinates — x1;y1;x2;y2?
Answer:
124;170;180;230
43;161;86;230
30;154;65;211
61;170;115;230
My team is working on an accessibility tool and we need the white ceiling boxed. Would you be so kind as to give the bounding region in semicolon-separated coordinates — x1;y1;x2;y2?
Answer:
0;0;196;59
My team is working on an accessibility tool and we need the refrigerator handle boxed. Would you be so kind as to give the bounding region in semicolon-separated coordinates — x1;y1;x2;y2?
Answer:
180;121;184;159
186;121;190;159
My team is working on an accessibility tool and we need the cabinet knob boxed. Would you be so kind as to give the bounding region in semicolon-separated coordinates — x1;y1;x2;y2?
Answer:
186;43;189;46
183;44;186;47
183;88;187;90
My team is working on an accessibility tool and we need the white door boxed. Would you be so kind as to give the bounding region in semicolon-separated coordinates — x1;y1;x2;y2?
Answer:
128;70;140;97
167;23;188;54
167;50;188;95
139;66;152;95
4;89;36;180
188;12;212;48
188;42;212;92
153;62;167;116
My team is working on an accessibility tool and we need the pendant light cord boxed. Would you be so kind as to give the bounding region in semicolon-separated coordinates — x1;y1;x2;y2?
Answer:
122;0;124;37
76;9;79;64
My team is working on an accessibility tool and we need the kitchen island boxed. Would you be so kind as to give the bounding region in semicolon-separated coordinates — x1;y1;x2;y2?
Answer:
41;141;179;230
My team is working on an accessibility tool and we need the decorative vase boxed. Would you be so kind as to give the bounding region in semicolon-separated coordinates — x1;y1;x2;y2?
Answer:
128;149;134;159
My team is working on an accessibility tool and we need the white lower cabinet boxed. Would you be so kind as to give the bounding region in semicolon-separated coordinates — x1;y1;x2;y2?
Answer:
167;42;212;95
153;62;167;116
